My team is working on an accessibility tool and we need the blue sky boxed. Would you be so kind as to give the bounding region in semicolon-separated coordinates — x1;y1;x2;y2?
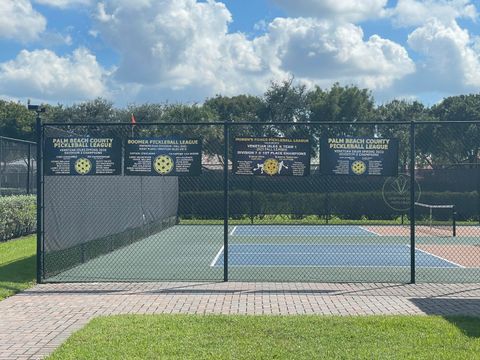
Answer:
0;0;479;106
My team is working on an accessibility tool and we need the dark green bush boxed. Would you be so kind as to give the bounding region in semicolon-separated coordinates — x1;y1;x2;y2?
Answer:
0;195;36;241
179;191;479;221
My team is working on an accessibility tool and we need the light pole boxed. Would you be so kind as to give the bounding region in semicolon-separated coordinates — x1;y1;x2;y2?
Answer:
28;104;45;284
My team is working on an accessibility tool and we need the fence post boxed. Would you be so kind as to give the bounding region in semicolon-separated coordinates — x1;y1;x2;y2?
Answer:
250;176;254;224
0;138;3;196
325;179;330;224
452;205;456;237
27;143;31;194
322;128;330;224
223;121;229;281
409;121;416;284
35;115;43;284
477;167;480;225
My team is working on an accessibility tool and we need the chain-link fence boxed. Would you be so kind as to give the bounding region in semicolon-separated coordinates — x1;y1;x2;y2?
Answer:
414;122;480;282
0;136;36;196
38;121;480;283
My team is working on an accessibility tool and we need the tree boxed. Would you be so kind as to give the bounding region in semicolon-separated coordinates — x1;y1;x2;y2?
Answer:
0;100;35;140
308;83;375;124
204;94;263;123
260;79;316;154
156;104;224;160
43;98;118;124
375;100;432;171
204;94;271;146
422;95;480;168
308;83;376;147
263;78;310;124
122;103;166;123
0;100;36;183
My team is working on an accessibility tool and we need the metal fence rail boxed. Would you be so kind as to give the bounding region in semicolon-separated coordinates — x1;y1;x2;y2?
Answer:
37;121;480;283
0;136;36;196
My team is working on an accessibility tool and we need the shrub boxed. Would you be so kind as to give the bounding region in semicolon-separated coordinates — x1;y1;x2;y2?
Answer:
179;191;479;221
0;195;36;241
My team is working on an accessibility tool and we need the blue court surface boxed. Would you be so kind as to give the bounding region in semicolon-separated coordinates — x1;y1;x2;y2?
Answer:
211;225;461;268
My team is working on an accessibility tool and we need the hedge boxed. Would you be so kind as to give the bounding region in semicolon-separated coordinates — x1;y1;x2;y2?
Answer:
0;195;36;241
0;191;477;242
0;188;28;196
179;190;480;221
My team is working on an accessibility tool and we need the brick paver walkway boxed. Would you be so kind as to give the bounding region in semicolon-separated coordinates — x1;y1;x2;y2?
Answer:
1;282;479;359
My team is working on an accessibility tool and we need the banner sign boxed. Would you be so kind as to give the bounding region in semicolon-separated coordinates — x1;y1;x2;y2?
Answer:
233;137;310;176
124;137;201;176
320;137;399;176
44;137;121;176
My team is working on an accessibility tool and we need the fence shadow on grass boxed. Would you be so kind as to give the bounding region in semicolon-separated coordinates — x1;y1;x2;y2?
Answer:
0;255;36;299
409;298;480;338
443;316;480;338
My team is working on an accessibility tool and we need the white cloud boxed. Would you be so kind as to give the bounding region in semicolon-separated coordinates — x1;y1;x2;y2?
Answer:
257;18;415;89
91;0;414;102
405;19;480;91
272;0;388;22
0;0;46;42
33;0;91;8
1;0;478;105
94;0;271;96
390;0;478;27
0;48;108;102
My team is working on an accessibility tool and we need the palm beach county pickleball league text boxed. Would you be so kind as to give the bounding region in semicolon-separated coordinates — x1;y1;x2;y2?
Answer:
327;138;392;150
45;137;121;176
51;138;114;148
321;137;399;176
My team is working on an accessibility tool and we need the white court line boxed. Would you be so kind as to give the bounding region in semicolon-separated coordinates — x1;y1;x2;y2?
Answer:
406;245;465;268
359;226;382;236
210;246;224;267
230;226;238;236
229;243;394;247
220;265;461;268
229;252;411;256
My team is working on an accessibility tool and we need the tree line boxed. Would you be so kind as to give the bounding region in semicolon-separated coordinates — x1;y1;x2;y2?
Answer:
1;80;479;168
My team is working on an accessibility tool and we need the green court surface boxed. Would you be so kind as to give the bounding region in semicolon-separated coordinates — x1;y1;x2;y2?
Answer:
45;225;480;283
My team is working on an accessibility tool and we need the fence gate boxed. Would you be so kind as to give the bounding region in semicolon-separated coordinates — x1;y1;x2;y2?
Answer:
38;121;480;283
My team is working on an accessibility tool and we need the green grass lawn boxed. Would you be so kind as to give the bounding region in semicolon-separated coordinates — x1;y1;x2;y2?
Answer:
49;315;480;360
0;235;36;300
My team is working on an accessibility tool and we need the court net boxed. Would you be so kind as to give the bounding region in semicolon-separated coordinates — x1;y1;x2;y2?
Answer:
415;202;456;237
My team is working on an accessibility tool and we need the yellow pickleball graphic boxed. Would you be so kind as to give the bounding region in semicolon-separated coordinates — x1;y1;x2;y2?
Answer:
263;158;279;176
154;155;174;175
351;160;367;175
74;158;92;175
